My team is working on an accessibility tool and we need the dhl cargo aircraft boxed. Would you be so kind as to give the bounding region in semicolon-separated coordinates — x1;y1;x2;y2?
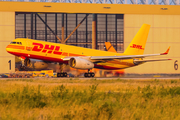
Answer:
14;42;115;71
6;24;171;77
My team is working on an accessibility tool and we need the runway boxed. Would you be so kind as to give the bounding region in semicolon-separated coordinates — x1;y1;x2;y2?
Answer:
0;77;180;80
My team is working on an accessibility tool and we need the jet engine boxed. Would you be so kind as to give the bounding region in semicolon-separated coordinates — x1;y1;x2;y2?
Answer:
69;57;94;69
24;58;31;67
133;58;144;65
21;58;49;70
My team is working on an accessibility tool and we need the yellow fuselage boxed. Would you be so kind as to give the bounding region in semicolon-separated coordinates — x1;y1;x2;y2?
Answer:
6;38;138;70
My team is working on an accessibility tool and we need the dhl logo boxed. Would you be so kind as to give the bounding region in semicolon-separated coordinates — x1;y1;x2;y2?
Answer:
32;43;62;55
130;44;144;50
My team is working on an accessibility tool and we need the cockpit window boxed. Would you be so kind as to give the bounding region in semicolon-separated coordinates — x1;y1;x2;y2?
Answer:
10;42;16;44
10;42;22;45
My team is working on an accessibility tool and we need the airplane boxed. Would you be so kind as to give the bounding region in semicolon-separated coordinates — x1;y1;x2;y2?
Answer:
14;42;116;71
6;24;171;77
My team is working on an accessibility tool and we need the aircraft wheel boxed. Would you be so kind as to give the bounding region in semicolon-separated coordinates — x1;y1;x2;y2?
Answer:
21;66;26;70
84;73;88;77
91;73;95;77
57;73;61;77
57;72;68;77
87;73;91;77
60;73;64;77
84;73;95;77
63;72;67;77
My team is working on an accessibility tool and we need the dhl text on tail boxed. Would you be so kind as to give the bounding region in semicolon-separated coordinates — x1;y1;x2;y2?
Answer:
6;24;171;77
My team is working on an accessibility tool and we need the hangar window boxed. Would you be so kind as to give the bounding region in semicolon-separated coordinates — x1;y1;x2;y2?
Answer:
15;13;124;53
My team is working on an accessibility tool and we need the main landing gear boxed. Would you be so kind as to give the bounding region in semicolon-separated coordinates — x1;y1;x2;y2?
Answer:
20;65;26;70
57;72;67;77
84;69;95;77
57;63;68;77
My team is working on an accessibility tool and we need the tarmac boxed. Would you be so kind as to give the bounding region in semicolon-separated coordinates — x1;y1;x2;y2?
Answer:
0;77;180;80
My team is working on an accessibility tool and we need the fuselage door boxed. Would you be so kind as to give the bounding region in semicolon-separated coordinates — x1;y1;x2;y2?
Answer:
26;39;32;51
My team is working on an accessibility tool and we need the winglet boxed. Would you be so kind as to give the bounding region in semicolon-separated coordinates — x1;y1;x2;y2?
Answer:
161;47;170;55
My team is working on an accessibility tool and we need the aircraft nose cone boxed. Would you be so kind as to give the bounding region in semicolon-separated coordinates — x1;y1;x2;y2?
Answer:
6;45;11;52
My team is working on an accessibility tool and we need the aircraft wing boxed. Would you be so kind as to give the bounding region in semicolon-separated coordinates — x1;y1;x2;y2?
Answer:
63;47;170;61
90;47;170;60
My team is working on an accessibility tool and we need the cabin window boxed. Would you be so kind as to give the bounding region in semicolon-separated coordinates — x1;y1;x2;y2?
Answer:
16;42;22;45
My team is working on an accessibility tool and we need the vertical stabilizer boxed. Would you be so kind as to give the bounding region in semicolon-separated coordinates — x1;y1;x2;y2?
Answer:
124;24;150;55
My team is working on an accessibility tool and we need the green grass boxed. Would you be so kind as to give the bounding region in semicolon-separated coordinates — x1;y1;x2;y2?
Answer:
0;78;180;119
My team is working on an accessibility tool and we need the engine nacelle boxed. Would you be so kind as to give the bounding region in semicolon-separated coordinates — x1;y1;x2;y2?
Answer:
133;58;144;65
69;57;94;69
23;58;48;70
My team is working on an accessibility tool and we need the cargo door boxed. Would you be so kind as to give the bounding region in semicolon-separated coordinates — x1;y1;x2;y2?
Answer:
26;39;32;52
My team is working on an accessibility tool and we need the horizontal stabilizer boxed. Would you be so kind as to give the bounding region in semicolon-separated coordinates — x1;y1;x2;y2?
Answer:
134;59;172;63
105;42;117;53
